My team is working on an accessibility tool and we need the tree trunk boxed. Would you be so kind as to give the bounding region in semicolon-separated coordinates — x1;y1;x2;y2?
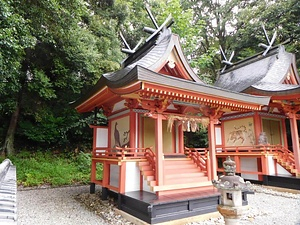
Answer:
2;82;25;156
2;103;20;156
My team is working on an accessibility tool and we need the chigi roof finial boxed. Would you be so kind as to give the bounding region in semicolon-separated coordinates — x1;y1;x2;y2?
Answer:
120;32;143;55
220;46;235;73
143;5;174;42
120;5;173;55
258;24;277;56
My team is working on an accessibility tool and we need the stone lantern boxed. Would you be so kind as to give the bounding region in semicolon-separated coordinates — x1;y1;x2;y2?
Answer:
212;156;251;225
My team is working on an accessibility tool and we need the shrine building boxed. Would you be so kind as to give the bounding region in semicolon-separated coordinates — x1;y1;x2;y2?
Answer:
72;12;300;224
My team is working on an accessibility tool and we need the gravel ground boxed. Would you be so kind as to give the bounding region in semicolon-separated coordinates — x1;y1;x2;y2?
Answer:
187;185;300;225
17;185;109;225
17;185;300;225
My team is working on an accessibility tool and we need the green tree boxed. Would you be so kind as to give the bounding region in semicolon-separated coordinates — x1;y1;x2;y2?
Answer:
234;0;300;69
1;0;123;155
182;0;299;82
0;0;35;155
181;0;256;82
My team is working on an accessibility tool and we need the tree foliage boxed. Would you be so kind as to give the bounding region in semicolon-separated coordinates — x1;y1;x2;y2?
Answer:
0;0;298;154
0;0;123;155
182;0;300;82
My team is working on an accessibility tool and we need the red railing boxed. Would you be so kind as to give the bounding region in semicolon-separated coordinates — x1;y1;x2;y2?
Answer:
184;147;209;172
92;147;148;159
261;145;295;166
216;144;296;168
144;148;156;179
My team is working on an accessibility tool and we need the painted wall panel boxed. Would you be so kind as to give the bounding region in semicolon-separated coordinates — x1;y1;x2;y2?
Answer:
224;117;255;146
143;118;173;153
111;116;130;148
267;156;276;175
162;120;173;153
240;157;258;180
125;162;141;192
276;164;292;176
96;128;108;148
144;117;155;149
110;164;119;187
215;126;222;145
143;179;152;192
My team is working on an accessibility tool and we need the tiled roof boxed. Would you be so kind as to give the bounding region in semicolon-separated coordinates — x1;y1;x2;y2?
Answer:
72;26;274;111
122;27;173;70
252;82;300;91
214;46;300;95
103;28;172;88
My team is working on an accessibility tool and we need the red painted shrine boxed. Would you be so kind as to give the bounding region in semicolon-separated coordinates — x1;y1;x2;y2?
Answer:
73;12;300;224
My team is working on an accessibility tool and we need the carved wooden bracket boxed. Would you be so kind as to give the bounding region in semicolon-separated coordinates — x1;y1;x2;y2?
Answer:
209;107;224;124
102;105;113;117
124;99;139;109
285;106;300;119
199;105;224;121
139;98;170;113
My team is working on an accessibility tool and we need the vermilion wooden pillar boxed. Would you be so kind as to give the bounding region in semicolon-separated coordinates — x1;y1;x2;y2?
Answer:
289;113;300;172
119;162;126;194
208;118;218;180
155;113;164;187
260;155;269;177
253;112;262;144
129;109;136;148
280;117;288;148
178;123;184;154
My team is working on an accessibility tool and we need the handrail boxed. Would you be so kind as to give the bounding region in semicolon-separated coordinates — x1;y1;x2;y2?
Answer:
216;144;295;166
92;147;148;159
184;147;208;172
144;147;156;179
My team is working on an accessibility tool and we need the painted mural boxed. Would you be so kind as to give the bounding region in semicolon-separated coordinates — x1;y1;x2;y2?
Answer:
224;117;255;146
111;116;130;148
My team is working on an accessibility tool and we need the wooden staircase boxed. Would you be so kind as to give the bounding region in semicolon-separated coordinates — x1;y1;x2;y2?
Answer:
138;158;211;195
273;151;299;176
266;144;300;177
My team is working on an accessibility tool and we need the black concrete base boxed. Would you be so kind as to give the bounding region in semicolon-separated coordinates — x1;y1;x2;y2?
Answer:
118;190;220;224
244;175;300;190
90;183;96;194
262;175;300;190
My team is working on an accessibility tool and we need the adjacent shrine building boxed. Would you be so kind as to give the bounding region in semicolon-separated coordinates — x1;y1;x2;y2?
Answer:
72;13;299;224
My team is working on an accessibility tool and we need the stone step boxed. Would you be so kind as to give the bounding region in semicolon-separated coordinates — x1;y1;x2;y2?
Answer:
163;176;209;185
151;181;212;192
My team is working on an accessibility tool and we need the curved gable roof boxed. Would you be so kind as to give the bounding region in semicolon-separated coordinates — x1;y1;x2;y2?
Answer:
214;46;300;97
72;24;272;113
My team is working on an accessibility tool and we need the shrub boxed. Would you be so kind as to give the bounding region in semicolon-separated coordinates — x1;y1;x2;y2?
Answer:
8;150;91;187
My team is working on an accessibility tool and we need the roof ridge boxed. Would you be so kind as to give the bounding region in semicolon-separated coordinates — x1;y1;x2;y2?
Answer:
220;40;290;74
